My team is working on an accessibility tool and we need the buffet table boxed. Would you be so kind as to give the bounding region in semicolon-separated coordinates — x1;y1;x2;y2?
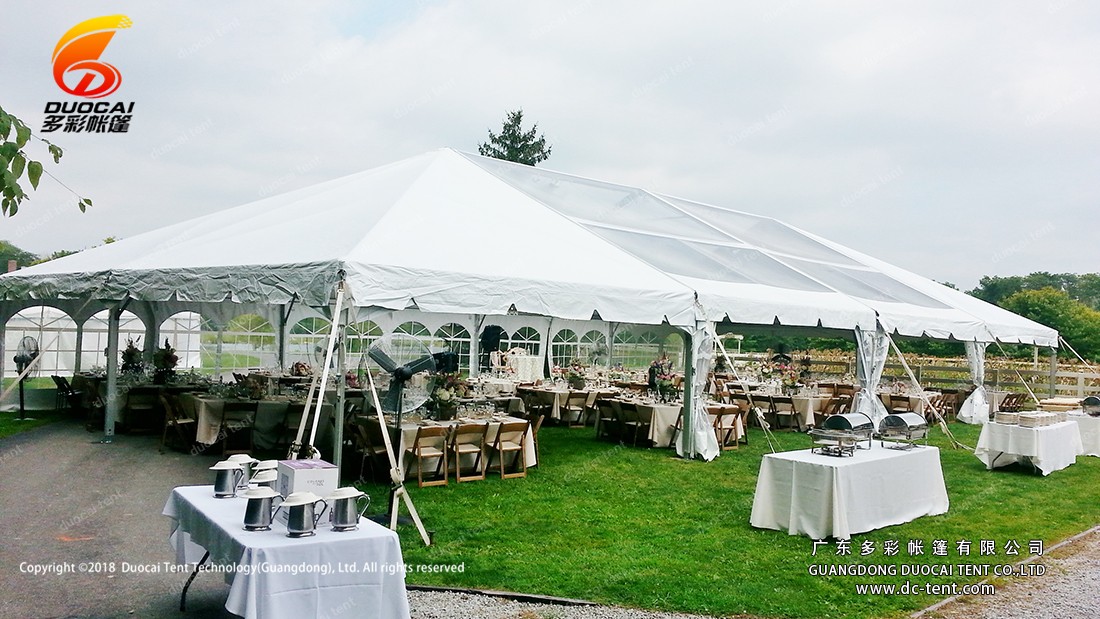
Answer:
750;444;949;539
1069;412;1100;457
163;485;409;619
974;421;1084;475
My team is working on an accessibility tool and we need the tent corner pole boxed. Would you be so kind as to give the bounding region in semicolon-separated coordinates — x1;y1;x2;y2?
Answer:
103;304;122;442
680;328;695;459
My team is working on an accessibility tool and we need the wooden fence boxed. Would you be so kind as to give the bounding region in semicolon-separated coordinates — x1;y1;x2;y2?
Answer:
730;355;1100;398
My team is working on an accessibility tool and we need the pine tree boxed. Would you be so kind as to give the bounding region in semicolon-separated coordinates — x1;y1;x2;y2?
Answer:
477;109;552;166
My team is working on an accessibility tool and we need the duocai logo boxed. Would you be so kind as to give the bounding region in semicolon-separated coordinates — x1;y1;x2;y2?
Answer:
52;14;132;98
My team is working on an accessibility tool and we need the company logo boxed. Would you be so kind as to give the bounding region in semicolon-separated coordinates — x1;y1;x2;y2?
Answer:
52;14;132;98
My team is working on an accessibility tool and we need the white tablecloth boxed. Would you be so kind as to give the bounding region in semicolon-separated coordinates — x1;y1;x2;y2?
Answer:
974;421;1084;475
1069;412;1100;457
163;485;409;619
180;394;333;451
506;355;542;382
791;395;829;427
750;445;949;539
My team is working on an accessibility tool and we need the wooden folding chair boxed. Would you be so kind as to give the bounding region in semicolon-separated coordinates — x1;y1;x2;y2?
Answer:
618;401;652;447
669;410;683;448
159;393;196;453
450;423;488;482
489;421;530;479
354;419;390;483
815;394;852;426
771;395;803;431
406;425;450;487
220;400;257;456
596;402;619;442
889;394;914;414
562;391;588;428
707;405;740;450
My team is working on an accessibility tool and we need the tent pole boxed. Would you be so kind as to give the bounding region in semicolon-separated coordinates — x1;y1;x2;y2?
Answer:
73;321;84;373
214;328;224;380
469;314;483;378
680;328;695;459
1048;348;1057;398
333;301;349;476
103;305;122;443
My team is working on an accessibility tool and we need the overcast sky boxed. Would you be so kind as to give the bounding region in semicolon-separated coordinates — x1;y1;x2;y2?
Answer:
2;1;1096;290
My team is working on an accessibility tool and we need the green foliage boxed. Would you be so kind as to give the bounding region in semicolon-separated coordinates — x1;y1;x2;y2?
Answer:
477;109;552;166
0;240;39;268
30;248;79;265
0;104;76;216
1000;287;1100;361
969;272;1100;310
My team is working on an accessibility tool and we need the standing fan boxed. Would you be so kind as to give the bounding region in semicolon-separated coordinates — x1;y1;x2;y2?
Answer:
13;336;40;421
367;334;436;422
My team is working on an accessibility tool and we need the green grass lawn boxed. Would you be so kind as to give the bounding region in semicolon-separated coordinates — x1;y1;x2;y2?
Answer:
356;422;1100;618
0;409;66;439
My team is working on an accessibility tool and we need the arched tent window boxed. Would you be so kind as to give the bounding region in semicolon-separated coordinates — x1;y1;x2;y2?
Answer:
288;317;332;367
509;326;541;355
347;320;382;356
84;309;146;371
550;329;579;368
434;323;471;372
219;313;278;372
158;312;203;370
613;330;662;369
4;306;77;379
579;330;608;366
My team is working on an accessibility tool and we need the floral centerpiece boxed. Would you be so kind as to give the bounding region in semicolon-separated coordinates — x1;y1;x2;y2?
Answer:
120;338;144;375
290;361;312;377
428;371;467;420
152;338;179;384
565;362;587;389
655;373;676;400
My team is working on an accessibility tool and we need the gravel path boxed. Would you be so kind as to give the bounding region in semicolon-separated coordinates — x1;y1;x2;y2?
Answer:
408;590;719;619
917;527;1100;619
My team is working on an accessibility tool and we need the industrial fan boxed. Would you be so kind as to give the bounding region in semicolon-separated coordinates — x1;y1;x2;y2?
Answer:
367;334;436;422
13;336;40;421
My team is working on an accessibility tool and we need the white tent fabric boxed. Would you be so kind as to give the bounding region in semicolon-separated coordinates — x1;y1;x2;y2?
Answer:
677;321;719;461
853;326;891;424
957;342;990;424
0;148;1057;348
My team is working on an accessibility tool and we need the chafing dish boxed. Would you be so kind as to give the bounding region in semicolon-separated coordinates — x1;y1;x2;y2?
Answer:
811;412;874;456
876;412;928;449
1083;396;1100;417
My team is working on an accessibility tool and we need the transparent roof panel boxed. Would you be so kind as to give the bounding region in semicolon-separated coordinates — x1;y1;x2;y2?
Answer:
469;155;732;243
660;195;863;266
589;226;831;291
782;258;950;308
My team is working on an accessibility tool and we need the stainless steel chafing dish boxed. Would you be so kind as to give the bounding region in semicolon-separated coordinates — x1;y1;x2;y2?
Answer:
876;412;928;449
1083;396;1100;417
810;413;874;456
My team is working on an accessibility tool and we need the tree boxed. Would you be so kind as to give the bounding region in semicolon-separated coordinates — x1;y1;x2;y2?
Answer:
968;272;1100;310
477;109;552;166
1000;287;1100;361
0;240;39;268
1;104;91;216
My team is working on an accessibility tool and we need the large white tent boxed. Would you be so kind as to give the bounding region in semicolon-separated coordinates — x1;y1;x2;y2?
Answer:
0;148;1057;458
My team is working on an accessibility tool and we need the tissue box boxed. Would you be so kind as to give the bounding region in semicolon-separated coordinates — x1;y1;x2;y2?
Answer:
275;459;338;525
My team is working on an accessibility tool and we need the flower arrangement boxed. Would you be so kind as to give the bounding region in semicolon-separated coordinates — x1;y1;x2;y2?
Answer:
565;362;587;388
120;338;144;374
152;338;179;383
428;371;467;420
290;361;312;377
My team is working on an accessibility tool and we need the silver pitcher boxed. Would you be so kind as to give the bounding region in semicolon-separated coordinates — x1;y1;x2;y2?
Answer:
210;461;244;498
279;492;327;537
327;487;370;532
251;469;278;490
226;454;258;491
242;487;283;531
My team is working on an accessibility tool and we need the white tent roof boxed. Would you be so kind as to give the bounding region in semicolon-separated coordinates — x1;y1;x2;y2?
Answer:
0;148;1057;346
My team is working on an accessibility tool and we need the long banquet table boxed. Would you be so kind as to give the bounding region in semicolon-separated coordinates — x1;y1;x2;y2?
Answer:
179;394;333;450
750;444;949;539
973;420;1084;475
163;485;410;619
